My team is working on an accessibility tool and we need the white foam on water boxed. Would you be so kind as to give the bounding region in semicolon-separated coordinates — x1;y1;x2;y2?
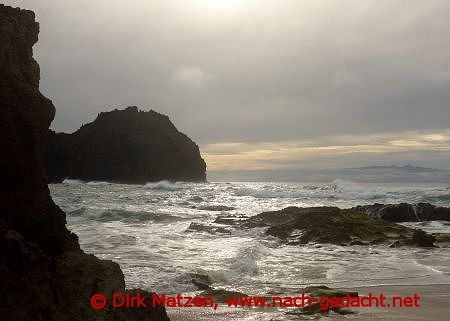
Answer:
62;178;84;184
68;207;186;223
86;181;110;186
229;245;264;277
144;180;185;191
49;180;450;297
412;259;444;274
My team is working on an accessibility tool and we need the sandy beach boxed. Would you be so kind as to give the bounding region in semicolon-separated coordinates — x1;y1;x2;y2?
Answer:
167;284;450;321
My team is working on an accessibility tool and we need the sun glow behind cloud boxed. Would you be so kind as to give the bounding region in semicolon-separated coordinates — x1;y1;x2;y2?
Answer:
192;0;258;12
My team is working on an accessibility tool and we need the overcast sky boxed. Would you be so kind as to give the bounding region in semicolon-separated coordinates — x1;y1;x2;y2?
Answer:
5;0;450;172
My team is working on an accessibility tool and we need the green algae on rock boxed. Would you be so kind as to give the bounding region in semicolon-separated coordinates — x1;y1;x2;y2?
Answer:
240;206;436;247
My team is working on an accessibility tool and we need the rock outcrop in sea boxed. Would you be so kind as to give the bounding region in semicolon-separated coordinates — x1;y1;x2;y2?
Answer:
47;107;206;184
237;206;436;247
352;202;450;222
0;5;169;321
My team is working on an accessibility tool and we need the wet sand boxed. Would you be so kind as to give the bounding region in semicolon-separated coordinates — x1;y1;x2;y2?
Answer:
353;284;450;321
167;284;450;321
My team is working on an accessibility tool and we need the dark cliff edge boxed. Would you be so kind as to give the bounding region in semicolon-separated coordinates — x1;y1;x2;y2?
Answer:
0;5;169;321
47;107;207;184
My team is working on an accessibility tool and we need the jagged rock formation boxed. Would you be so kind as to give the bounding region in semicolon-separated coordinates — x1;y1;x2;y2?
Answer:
47;107;206;183
0;5;169;321
352;202;450;222
237;206;436;247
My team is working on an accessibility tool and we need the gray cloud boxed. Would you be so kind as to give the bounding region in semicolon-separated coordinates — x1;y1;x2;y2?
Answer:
5;0;450;170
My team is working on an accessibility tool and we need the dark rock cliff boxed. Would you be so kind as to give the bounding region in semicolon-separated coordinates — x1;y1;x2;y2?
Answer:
0;5;169;321
47;107;207;184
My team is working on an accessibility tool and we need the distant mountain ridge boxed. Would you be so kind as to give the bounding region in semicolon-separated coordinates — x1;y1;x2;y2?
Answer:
352;165;444;172
47;106;206;183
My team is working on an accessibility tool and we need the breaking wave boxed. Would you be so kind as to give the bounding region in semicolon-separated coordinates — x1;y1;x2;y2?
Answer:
68;207;186;223
52;180;450;295
62;179;84;184
144;180;185;191
234;187;305;199
86;181;110;186
234;179;450;203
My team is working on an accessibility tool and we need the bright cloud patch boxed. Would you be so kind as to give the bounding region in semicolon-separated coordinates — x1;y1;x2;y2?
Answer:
169;66;209;90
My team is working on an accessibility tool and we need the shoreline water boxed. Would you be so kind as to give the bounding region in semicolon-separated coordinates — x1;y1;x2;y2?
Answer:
167;284;450;321
50;180;450;320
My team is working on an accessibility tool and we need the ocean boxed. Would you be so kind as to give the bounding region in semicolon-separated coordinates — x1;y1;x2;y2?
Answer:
50;179;450;299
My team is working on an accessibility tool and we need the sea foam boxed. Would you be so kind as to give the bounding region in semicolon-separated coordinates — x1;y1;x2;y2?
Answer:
144;180;185;191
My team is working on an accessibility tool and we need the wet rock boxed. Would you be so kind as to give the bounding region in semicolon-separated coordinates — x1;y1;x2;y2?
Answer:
303;285;358;299
434;233;450;248
412;229;436;247
54;251;169;321
187;222;231;234
353;203;450;222
286;286;358;316
189;273;247;303
240;206;435;247
47;107;206;184
190;273;213;290
303;286;358;315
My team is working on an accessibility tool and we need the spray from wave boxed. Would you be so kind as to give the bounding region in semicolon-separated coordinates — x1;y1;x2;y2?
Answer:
62;178;84;185
144;180;185;191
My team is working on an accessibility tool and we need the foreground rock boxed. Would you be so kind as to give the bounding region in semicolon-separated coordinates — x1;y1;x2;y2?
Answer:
287;286;358;316
239;206;436;247
353;203;450;222
0;5;168;321
190;274;247;303
434;233;450;248
47;107;206;183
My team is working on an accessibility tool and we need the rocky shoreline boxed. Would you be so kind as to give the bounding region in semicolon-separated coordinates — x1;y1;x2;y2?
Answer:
203;202;450;248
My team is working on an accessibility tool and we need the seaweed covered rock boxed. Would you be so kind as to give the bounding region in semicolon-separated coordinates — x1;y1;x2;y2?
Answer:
240;206;435;247
0;5;169;321
47;107;206;183
295;286;359;316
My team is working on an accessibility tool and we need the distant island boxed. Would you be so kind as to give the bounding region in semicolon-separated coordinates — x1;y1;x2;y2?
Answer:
47;107;206;184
